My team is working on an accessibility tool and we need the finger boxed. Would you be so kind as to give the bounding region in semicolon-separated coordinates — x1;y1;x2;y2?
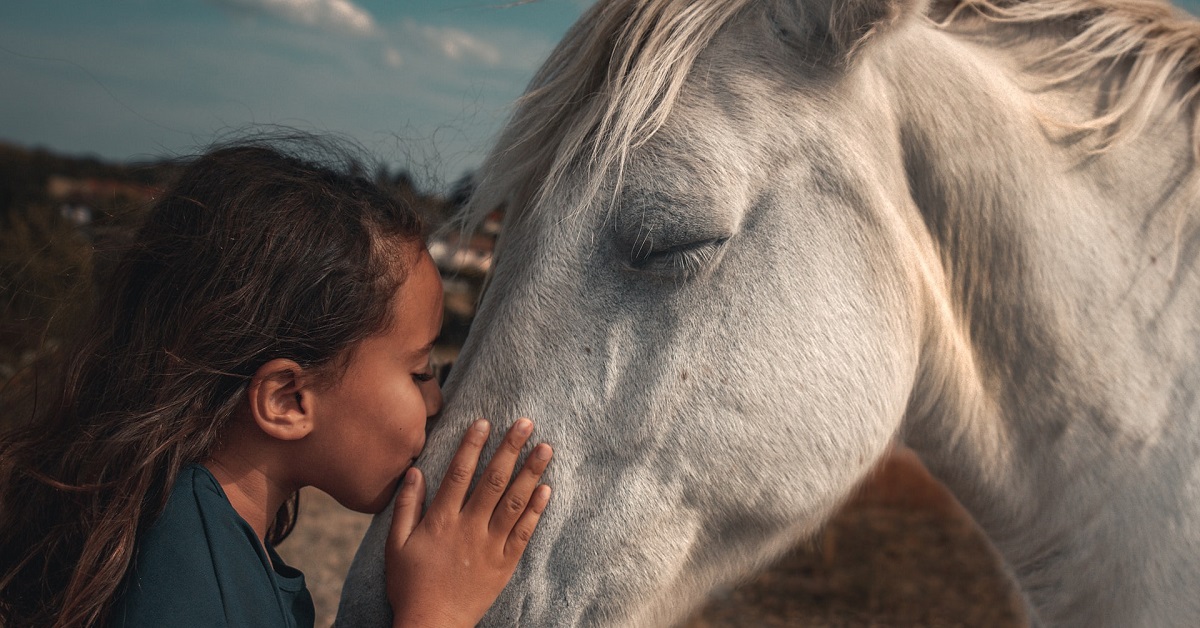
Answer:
505;485;552;560
490;443;553;536
388;467;425;549
464;418;534;519
429;418;490;513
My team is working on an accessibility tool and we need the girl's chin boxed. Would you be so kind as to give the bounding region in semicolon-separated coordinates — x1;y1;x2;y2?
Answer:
354;490;394;515
342;478;402;515
345;461;420;514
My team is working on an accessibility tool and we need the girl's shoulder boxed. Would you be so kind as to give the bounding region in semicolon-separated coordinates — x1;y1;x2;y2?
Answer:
109;464;313;627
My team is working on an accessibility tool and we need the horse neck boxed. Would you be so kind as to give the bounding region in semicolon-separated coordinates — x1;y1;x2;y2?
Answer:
872;22;1200;627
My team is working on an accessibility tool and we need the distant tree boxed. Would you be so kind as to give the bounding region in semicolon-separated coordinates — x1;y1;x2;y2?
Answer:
390;168;416;196
0;145;49;223
0;202;95;430
0;144;472;430
0;142;175;430
371;165;456;231
449;171;477;210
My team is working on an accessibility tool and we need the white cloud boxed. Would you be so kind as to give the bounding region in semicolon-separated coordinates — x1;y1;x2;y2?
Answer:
407;21;502;66
383;46;403;69
208;0;379;37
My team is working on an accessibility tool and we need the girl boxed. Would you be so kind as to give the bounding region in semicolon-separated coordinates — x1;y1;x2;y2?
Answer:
0;141;552;627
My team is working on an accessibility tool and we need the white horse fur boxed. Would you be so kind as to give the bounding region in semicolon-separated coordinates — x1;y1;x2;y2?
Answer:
338;0;1200;625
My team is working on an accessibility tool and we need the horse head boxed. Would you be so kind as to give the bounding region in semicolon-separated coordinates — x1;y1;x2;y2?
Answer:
340;0;1200;625
341;0;939;625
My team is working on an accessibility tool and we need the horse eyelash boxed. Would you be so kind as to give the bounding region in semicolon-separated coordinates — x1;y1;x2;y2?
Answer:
672;244;721;280
632;237;728;279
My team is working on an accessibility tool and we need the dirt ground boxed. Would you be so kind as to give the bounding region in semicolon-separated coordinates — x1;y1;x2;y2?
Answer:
276;450;1027;628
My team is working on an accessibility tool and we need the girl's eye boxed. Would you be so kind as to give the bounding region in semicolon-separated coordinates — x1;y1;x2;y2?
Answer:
413;371;435;383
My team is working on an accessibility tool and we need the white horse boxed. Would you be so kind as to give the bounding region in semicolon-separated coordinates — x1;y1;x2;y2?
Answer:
339;0;1200;625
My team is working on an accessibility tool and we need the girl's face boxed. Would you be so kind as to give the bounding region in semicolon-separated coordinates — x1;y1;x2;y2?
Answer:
302;247;445;513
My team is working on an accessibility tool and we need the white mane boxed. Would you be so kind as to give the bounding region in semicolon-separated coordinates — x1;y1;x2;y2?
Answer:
464;0;753;230
941;0;1200;159
465;0;1200;234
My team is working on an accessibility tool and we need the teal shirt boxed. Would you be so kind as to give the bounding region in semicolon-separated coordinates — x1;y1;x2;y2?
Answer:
110;464;315;628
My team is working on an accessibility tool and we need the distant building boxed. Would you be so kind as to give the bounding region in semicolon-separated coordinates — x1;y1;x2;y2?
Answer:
46;175;159;205
427;209;504;277
58;204;93;227
46;175;160;249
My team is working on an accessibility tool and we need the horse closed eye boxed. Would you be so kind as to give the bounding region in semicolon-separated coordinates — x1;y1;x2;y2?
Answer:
629;237;729;280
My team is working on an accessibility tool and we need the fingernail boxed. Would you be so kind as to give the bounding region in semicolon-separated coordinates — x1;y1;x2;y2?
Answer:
539;485;552;501
535;444;552;460
473;418;489;433
404;467;419;485
514;418;533;435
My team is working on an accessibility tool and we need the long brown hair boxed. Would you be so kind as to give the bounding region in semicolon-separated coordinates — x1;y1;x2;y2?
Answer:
0;140;424;627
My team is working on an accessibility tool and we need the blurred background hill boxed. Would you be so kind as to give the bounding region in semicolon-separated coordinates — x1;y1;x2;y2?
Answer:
0;141;479;431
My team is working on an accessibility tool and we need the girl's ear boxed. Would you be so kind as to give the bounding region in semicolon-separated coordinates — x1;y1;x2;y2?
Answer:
247;359;314;441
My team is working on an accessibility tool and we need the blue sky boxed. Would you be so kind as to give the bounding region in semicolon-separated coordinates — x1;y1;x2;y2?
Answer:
0;0;587;185
2;0;1198;188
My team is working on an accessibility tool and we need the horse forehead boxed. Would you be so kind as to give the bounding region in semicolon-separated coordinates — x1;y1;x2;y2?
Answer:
615;140;753;232
577;10;877;229
621;90;776;202
636;56;850;177
622;98;852;211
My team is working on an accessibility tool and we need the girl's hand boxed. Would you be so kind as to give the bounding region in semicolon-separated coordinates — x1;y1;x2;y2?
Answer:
385;418;553;628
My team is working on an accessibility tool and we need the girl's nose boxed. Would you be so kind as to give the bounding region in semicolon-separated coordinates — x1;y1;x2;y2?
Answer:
421;377;443;419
